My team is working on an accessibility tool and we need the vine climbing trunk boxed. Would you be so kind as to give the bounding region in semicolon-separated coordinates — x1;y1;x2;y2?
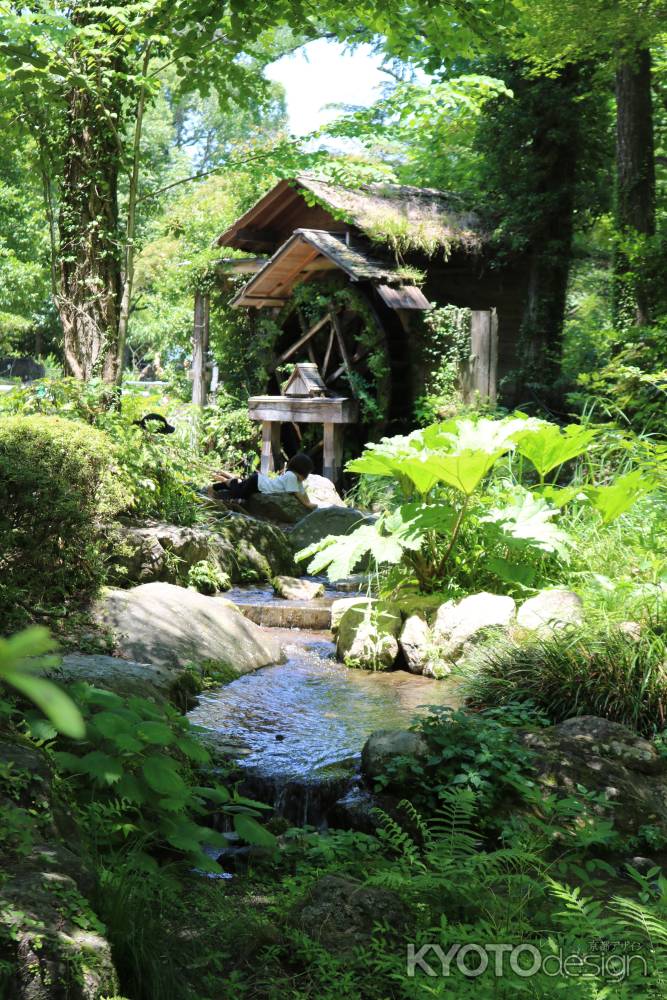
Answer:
614;48;656;327
57;30;123;382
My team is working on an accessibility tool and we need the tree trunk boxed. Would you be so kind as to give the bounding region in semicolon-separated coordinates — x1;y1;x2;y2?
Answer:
517;69;579;400
57;55;123;381
614;48;656;327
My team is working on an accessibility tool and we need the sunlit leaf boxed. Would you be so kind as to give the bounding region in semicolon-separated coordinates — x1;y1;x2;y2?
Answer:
588;470;657;524
516;422;598;479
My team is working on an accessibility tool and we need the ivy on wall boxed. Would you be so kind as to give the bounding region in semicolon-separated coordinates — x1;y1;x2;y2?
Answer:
414;303;473;424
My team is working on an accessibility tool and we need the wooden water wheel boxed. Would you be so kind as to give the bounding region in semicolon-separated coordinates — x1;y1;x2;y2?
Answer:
267;298;391;417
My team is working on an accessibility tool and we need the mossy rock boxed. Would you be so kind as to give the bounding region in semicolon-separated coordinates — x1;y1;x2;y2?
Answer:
336;602;401;670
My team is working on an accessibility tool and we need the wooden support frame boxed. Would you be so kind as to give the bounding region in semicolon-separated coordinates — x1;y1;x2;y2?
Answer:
323;422;344;484
260;421;282;475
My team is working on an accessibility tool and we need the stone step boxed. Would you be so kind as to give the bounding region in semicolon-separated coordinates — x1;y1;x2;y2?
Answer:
238;601;332;630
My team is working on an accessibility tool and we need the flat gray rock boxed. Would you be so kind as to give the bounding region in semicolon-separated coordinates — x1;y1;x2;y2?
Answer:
93;582;284;674
272;575;325;601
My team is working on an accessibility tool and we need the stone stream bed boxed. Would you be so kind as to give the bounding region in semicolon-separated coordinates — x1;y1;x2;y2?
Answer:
188;589;463;828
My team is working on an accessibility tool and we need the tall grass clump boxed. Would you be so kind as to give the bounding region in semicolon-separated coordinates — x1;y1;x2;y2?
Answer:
465;623;667;736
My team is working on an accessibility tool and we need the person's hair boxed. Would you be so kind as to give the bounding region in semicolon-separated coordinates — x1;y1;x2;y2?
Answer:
286;453;314;477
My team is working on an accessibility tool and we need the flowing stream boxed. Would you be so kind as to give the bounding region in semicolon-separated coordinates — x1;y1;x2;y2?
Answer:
188;586;462;826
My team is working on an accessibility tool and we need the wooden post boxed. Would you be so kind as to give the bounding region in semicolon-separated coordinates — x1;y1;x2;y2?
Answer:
192;290;210;407
323;422;343;484
463;309;498;404
260;421;281;475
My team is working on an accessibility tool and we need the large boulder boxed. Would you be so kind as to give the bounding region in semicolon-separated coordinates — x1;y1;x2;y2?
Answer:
361;728;428;783
336;602;401;670
517;589;583;632
108;514;295;587
433;592;516;660
93;582;284;676
45;653;193;707
245;474;345;525
0;737;119;999
290;874;408;955
522;716;667;836
246;492;307;524
272;575;325;601
291;507;375;555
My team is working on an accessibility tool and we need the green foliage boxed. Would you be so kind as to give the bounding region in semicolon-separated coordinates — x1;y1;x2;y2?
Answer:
465;623;667;736
198;401;261;474
0;378;212;525
54;684;275;872
0;628;84;738
572;321;667;434
414;305;472;424
0;414;129;627
375;704;544;823
187;560;231;595
300;414;651;593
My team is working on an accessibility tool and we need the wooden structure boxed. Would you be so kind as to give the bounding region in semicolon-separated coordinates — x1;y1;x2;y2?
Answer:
193;175;529;432
248;363;357;483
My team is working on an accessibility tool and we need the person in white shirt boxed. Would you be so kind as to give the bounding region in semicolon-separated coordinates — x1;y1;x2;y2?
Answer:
210;453;317;510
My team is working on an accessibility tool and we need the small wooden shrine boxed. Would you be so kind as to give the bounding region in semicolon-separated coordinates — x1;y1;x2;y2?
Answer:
248;363;357;484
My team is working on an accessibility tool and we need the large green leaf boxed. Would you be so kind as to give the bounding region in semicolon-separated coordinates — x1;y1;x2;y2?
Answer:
386;501;456;542
142;756;187;796
588;470;656;524
0;628;84;738
516;423;598;479
300;523;405;580
233;813;277;848
78;750;123;785
6;672;85;739
428;447;508;496
136;721;176;746
482;490;571;556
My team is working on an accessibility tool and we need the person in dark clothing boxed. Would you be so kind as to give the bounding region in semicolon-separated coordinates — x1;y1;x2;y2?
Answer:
210;453;316;510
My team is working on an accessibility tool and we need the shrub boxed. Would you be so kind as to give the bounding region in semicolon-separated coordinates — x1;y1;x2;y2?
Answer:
0;415;129;627
374;703;544;823
55;684;275;872
465;624;667;736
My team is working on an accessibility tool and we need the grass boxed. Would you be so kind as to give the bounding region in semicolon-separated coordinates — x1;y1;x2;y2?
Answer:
464;622;667;736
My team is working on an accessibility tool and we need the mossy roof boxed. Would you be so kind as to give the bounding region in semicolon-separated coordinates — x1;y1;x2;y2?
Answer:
217;175;484;255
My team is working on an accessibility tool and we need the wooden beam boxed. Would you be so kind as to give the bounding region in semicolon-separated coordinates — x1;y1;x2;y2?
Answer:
274;312;332;366
272;244;320;296
326;334;383;384
322;326;335;377
216;257;268;275
330;312;358;396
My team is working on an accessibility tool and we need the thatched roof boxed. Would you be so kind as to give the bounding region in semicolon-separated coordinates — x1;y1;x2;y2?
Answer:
296;176;484;254
217;175;484;256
